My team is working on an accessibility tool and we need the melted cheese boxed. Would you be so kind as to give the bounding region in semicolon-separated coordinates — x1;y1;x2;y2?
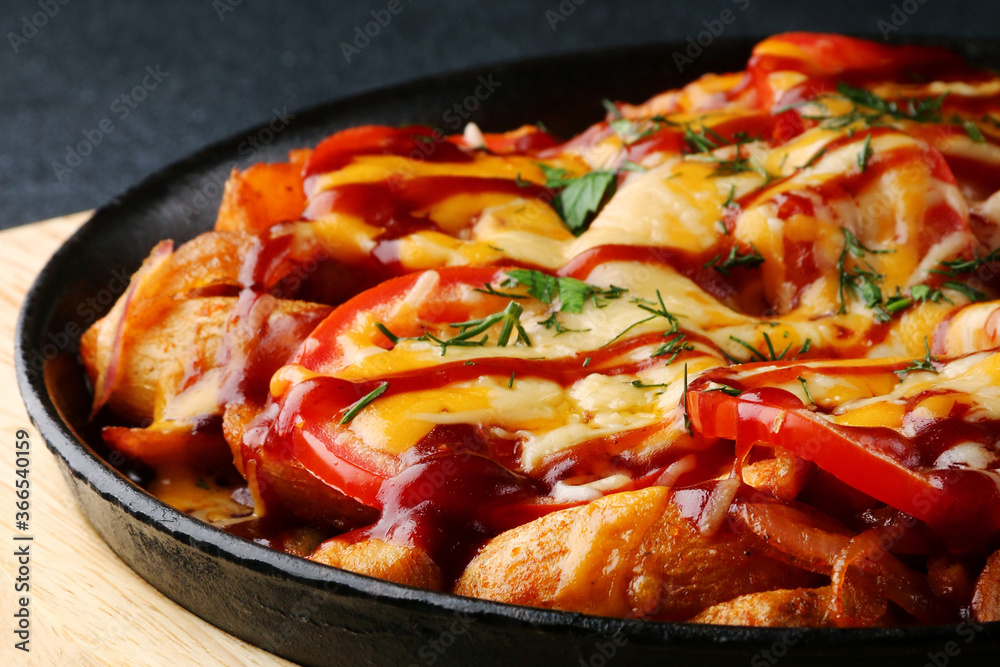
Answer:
268;39;1000;496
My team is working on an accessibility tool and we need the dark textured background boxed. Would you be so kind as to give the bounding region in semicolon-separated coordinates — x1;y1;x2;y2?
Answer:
1;0;995;229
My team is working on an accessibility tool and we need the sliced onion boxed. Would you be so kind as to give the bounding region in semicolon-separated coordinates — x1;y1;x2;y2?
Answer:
734;501;852;574
90;241;173;417
829;529;951;626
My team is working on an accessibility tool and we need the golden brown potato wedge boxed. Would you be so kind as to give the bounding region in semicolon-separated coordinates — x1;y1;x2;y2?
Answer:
972;549;1000;622
454;486;820;619
311;537;443;591
690;587;836;627
81;296;233;422
215;157;309;234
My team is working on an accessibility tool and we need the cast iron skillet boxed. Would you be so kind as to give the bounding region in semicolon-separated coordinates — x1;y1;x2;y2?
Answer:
16;38;1000;666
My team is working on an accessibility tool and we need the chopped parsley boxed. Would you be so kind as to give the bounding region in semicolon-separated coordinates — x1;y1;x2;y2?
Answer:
834;82;947;124
538;164;617;234
857;134;873;172
539;312;589;335
652;333;695;363
836;228;895;320
376;300;532;356
931;248;1000;278
704;383;743;396
682;364;693;435
797;376;815;405
798;147;826;169
339;382;389;424
727;331;793;364
704;243;765;275
963;120;986;144
505;269;626;313
894;338;939;381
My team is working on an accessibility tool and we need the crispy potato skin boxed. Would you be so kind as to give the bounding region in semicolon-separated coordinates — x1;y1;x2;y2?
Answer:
215;159;308;234
690;587;836;626
972;549;1000;622
311;537;443;591
742;453;812;501
81;296;232;421
454;487;821;619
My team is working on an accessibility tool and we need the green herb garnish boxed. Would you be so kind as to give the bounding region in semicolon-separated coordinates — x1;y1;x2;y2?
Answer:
836;228;895;319
538;164;616;234
894;338;939;381
339;382;389;424
505;269;626;313
704;243;765;275
857;135;873;172
797;376;815;405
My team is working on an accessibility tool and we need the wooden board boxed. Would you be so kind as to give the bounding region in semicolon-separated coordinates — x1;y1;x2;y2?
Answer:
0;213;292;666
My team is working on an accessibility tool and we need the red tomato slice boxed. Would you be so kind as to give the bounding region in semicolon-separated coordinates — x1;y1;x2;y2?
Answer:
688;378;1000;546
303;124;473;184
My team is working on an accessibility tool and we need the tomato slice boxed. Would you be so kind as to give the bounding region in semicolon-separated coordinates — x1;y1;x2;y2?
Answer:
303;124;474;182
688;371;1000;546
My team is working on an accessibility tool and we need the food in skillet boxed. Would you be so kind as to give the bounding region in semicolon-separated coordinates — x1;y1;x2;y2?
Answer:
81;33;1000;626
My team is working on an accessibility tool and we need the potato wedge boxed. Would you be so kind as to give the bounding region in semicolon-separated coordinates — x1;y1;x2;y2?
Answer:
311;537;443;591
455;486;820;619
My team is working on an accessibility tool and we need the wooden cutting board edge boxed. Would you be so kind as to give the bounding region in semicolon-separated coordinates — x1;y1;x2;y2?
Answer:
0;212;292;666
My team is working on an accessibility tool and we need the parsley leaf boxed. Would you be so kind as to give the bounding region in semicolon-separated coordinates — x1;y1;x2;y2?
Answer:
538;164;617;234
506;269;558;303
505;269;626;313
963;120;986;144
857;134;873;172
836;228;895;318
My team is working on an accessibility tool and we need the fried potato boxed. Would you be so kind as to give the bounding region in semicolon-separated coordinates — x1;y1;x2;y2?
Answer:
215;156;308;234
103;421;232;470
81;296;232;421
152;230;251;297
972;549;1000;622
454;486;820;619
690;587;836;626
82;293;330;423
742;451;812;501
311;537;443;591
